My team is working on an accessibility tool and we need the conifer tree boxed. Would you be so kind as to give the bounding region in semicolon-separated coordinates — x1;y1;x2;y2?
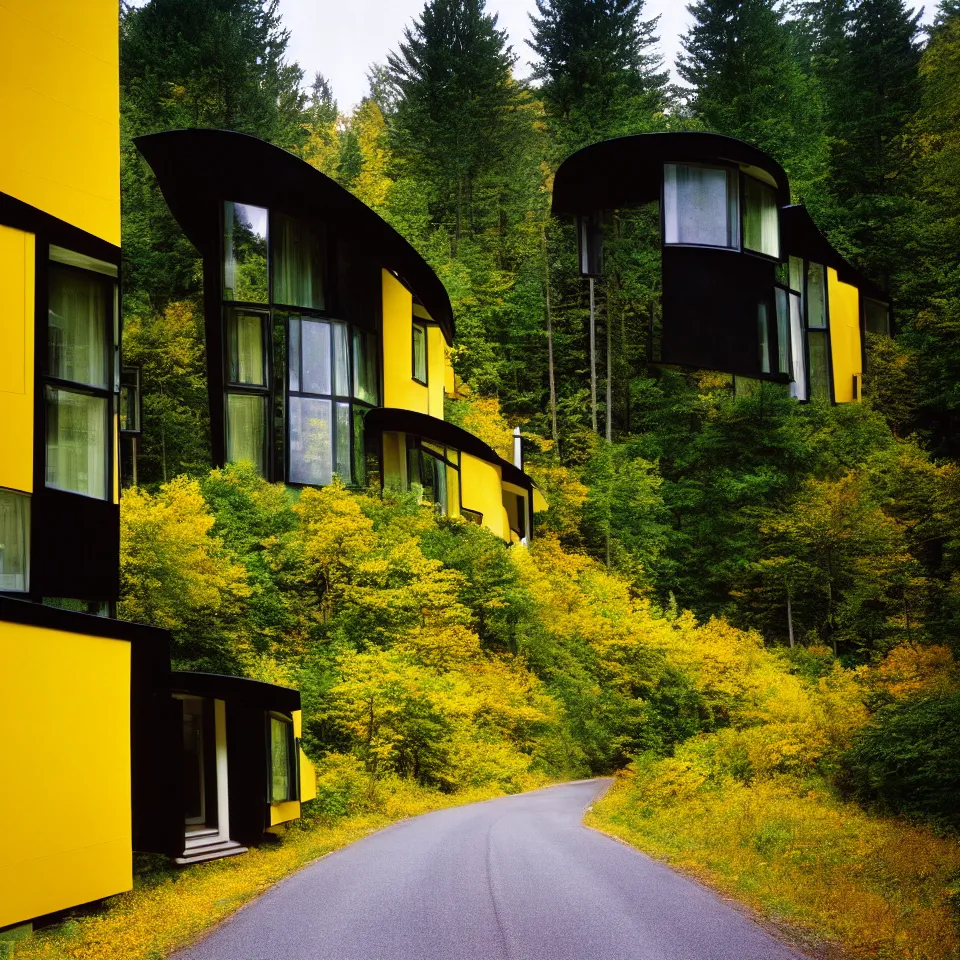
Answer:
527;0;669;148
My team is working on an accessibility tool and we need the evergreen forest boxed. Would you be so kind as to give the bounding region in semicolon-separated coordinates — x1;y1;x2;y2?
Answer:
95;1;960;956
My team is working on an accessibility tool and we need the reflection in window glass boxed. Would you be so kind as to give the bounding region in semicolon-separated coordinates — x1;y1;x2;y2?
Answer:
120;368;141;432
789;293;807;401
227;310;266;385
288;316;301;392
412;323;427;382
775;287;790;375
757;303;771;374
864;299;891;336
333;323;350;396
273;213;325;309
0;490;29;592
663;163;739;248
48;264;109;388
789;256;804;293
808;331;830;400
353;329;379;404
270;717;293;803
301;319;332;395
227;393;267;473
289;396;332;485
45;387;108;499
743;177;779;258
335;402;352;482
807;262;827;329
223;202;268;303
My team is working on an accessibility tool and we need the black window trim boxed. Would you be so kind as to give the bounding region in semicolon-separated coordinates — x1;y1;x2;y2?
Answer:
265;710;299;805
411;321;428;385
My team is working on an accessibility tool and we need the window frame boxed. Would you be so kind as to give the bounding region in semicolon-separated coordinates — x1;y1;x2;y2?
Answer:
741;173;781;261
0;488;31;594
43;258;117;502
266;711;299;805
405;436;461;516
661;161;741;252
411;321;428;385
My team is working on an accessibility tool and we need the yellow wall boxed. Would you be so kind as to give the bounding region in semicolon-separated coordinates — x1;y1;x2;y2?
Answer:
461;453;506;541
427;326;446;418
0;620;132;928
293;710;316;803
382;270;428;415
828;268;862;404
0;225;35;493
0;1;120;245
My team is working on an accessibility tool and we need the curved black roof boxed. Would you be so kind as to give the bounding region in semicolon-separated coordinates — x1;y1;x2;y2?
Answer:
170;671;300;712
136;128;454;342
552;132;791;216
781;205;888;301
364;407;534;491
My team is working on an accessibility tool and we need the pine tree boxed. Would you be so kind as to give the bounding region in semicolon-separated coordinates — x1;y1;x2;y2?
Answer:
386;0;519;245
679;0;824;198
527;0;669;149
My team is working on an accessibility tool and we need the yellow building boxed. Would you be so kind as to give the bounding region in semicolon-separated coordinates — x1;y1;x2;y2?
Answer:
137;128;545;543
0;2;313;932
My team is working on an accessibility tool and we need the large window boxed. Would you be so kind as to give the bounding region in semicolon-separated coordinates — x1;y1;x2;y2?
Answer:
46;261;115;500
221;205;380;485
269;714;296;804
0;490;29;593
806;261;830;401
663;163;740;249
406;438;459;516
743;176;779;258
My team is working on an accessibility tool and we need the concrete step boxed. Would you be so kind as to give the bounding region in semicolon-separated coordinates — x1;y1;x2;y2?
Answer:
175;838;248;866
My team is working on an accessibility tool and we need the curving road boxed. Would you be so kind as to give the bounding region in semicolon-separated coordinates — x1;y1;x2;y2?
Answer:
175;779;806;960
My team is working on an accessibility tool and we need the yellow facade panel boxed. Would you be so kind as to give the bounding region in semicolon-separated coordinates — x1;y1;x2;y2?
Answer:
461;453;505;541
0;620;132;928
0;2;120;245
828;268;862;404
382;270;429;415
291;710;317;802
269;799;302;827
0;225;35;493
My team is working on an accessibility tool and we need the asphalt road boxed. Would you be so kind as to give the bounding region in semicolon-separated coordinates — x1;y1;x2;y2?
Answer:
175;779;806;960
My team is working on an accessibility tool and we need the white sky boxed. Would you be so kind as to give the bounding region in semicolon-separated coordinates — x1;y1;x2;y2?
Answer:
127;1;937;113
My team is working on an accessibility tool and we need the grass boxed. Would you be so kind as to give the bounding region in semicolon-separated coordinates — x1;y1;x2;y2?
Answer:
13;781;505;960
587;772;960;960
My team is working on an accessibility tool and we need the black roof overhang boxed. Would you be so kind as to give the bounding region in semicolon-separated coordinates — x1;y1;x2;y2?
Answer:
135;128;454;343
365;407;534;491
552;132;791;217
170;671;301;713
781;205;888;302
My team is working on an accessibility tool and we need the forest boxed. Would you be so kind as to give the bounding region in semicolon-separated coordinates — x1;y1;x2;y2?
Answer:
99;0;960;957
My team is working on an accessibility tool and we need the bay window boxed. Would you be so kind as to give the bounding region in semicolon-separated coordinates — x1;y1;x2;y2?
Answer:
663;163;740;249
45;261;115;500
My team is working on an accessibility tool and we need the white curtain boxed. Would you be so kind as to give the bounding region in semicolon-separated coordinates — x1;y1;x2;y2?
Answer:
226;393;266;473
46;387;107;499
663;163;738;248
289;396;332;485
743;177;780;257
48;265;108;388
301;320;331;395
413;325;427;381
333;322;350;397
228;312;265;385
789;293;807;400
335;402;352;482
273;213;325;310
0;491;29;592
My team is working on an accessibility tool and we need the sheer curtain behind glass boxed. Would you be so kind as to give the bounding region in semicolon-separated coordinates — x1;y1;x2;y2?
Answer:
48;265;108;388
0;491;29;592
45;388;107;498
274;214;325;309
743;178;779;257
228;312;265;385
663;164;739;248
227;394;266;473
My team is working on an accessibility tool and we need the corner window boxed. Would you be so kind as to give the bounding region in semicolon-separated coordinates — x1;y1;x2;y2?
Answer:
864;298;891;336
412;323;427;384
269;715;296;804
0;490;30;593
743;176;779;258
663;163;739;249
223;202;268;303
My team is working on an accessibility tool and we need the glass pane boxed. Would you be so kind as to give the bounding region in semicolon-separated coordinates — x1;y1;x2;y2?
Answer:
301;320;331;395
48;264;109;388
353;406;367;487
223;202;268;303
808;331;830;400
227;310;266;385
289;396;332;485
45;387;108;499
775;287;790;375
0;490;29;592
757;303;771;374
446;463;459;516
743;176;779;257
865;299;891;336
335;402;352;483
353;328;379;404
807;262;827;329
333;323;350;396
789;293;807;400
406;439;420;490
226;393;267;474
663;163;738;248
433;455;447;515
789;256;803;293
270;717;291;803
288;316;301;392
413;324;427;382
119;368;140;432
273;213;325;309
